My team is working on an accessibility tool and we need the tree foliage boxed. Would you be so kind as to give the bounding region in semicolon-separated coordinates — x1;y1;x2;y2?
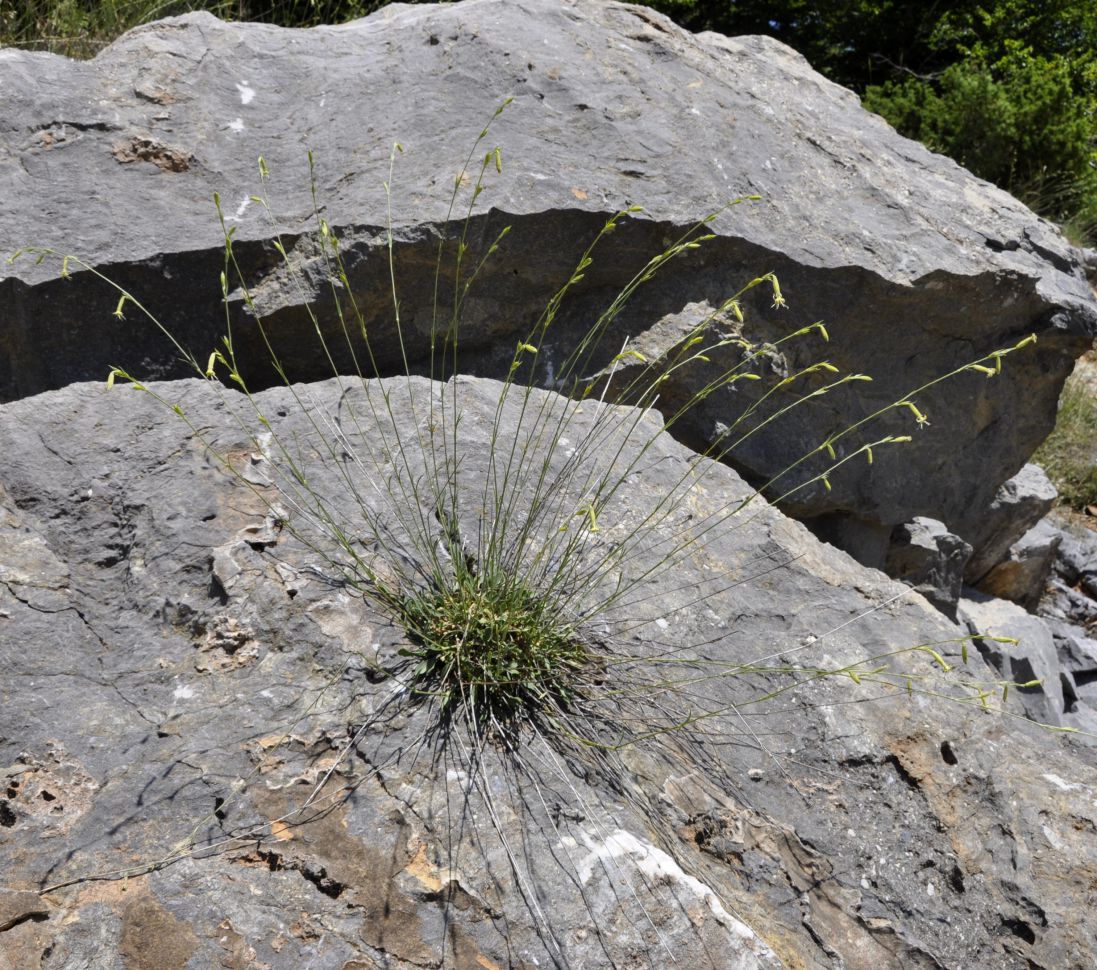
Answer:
648;1;969;90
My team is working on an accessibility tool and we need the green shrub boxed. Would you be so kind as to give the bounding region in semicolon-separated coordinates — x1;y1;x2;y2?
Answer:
863;51;1097;235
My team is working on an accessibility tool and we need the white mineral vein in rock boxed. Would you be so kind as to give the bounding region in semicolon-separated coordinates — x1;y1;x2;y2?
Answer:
1043;773;1083;792
578;828;757;940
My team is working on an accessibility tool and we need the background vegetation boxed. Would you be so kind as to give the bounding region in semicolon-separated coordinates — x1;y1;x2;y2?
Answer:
1033;355;1097;509
0;1;379;59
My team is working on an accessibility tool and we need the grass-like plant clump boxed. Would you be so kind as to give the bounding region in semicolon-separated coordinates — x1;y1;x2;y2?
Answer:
400;566;592;732
1033;355;1097;509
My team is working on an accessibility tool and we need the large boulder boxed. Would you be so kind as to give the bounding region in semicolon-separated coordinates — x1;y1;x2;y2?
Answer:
2;375;1097;967
1;0;1095;550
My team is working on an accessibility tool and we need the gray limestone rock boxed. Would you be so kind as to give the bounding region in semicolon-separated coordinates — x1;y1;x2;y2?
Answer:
3;4;1097;965
885;516;972;618
1042;575;1097;629
958;594;1066;726
1050;510;1097;598
1064;703;1097;736
1044;618;1097;719
963;464;1059;585
976;517;1062;610
800;512;893;572
1079;247;1097;286
0;0;1094;549
1045;617;1097;674
1040;511;1097;636
2;377;1097;968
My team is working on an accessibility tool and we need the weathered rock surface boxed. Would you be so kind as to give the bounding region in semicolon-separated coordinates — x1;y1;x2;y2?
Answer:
1;0;1095;551
958;594;1066;726
1051;509;1097;600
1045;618;1097;731
946;505;1097;737
2;376;1097;968
885;516;972;618
963;464;1059;585
975;517;1062;610
1032;510;1097;631
1027;512;1097;733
